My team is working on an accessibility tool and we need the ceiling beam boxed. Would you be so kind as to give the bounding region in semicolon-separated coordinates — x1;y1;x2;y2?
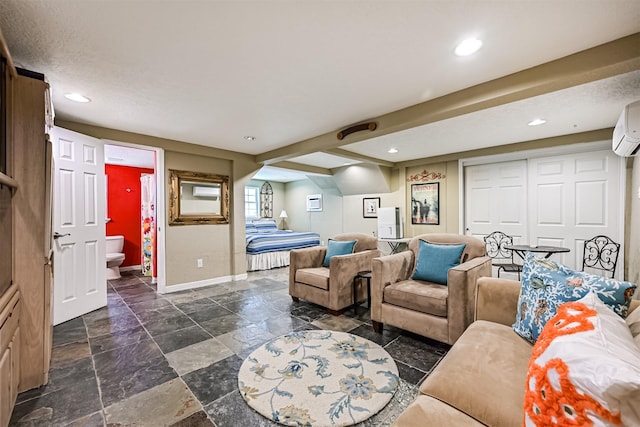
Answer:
269;161;332;176
256;32;640;165
399;128;614;168
324;148;395;167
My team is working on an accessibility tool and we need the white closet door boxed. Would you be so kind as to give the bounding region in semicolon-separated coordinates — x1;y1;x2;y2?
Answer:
528;150;623;276
465;160;528;241
464;160;528;279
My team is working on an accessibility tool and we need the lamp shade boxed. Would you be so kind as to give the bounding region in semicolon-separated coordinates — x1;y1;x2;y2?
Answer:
279;210;288;218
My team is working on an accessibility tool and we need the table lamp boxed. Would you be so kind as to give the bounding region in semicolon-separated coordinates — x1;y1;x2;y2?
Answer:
279;210;288;230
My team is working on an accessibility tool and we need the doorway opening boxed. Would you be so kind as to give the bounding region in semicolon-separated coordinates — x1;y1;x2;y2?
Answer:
104;140;166;292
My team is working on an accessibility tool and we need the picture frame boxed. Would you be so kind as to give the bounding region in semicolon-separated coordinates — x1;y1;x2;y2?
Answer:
410;182;439;224
363;197;381;218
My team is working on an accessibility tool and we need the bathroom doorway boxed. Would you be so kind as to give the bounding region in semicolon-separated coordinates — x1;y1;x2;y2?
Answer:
104;140;166;291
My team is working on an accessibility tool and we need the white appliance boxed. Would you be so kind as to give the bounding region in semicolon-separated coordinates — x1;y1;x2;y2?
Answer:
377;207;403;239
612;100;640;157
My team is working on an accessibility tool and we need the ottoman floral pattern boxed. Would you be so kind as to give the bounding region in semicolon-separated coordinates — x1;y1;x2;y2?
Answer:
238;330;399;426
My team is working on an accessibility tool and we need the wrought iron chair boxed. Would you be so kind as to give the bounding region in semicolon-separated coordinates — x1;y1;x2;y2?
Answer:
582;235;620;278
483;231;522;279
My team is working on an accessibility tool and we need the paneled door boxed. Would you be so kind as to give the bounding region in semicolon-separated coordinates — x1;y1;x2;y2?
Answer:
528;150;623;276
464;160;528;279
464;161;528;238
52;127;106;325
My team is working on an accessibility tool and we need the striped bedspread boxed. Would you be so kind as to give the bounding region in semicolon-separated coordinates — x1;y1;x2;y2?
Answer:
246;230;320;254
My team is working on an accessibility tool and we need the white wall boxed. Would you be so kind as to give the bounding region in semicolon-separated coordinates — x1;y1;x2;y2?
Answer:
282;166;404;250
283;179;343;245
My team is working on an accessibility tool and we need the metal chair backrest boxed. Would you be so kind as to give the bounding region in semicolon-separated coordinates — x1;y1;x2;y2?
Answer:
483;231;514;262
582;235;620;278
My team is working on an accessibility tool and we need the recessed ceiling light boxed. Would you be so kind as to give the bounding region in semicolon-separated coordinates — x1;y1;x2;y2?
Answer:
454;38;483;56
388;148;398;154
244;136;256;141
64;93;91;103
528;118;547;126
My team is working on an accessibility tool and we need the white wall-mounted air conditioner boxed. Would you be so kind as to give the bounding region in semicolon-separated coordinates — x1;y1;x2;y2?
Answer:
306;194;323;212
612;100;640;157
193;186;220;198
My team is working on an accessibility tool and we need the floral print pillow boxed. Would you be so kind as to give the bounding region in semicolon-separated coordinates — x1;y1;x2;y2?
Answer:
513;252;637;343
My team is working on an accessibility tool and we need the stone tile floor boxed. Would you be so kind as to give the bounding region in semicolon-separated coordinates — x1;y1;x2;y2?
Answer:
10;268;450;426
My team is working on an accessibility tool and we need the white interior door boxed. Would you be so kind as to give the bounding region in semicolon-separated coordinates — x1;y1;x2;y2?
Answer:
528;150;623;276
464;160;528;239
464;160;528;278
52;127;106;325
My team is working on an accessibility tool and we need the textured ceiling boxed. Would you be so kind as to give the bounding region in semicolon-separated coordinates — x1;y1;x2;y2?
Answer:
1;1;639;180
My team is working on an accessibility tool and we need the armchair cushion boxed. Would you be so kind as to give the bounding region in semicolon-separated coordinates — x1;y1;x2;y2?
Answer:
384;280;447;317
412;241;466;285
322;239;356;267
295;267;330;290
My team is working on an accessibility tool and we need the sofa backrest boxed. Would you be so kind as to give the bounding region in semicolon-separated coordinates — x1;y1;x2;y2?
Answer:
409;233;486;264
332;232;378;253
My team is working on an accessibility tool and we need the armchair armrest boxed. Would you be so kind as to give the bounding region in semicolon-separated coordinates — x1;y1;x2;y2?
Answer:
475;277;521;327
328;249;381;309
370;251;414;321
446;255;492;343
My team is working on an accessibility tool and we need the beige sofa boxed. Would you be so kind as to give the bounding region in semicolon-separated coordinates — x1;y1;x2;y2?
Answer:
371;233;492;345
289;233;380;314
392;277;640;426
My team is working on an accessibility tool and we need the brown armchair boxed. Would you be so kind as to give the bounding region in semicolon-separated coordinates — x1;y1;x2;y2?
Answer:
289;233;381;315
371;233;491;345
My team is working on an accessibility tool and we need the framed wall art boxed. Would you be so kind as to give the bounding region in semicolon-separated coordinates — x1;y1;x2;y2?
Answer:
410;182;439;225
363;197;380;218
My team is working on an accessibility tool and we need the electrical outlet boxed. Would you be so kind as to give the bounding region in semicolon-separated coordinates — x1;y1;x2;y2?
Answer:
321;240;325;246
197;258;203;268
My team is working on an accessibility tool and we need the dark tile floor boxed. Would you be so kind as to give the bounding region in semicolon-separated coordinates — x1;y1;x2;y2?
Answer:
9;268;450;426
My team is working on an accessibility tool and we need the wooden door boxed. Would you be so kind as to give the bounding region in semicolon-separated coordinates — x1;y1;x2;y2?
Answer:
51;127;106;325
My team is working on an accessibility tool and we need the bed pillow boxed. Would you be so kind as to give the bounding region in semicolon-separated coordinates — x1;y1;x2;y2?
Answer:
513;252;637;343
524;292;640;427
322;239;356;267
254;219;278;232
411;241;466;285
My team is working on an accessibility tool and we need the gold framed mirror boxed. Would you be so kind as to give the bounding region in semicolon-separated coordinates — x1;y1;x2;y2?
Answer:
168;169;230;225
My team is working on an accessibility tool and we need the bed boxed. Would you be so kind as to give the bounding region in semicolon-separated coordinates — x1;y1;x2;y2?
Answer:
246;219;320;271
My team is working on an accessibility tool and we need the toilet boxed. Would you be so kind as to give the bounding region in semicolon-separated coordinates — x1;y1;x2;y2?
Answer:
106;235;126;280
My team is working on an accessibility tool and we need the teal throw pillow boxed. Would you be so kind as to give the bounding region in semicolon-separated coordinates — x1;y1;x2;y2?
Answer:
322;239;357;267
512;252;637;343
411;241;466;285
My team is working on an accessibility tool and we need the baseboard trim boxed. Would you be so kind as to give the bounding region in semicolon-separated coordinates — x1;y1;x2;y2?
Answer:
120;265;142;272
234;273;248;281
163;273;249;293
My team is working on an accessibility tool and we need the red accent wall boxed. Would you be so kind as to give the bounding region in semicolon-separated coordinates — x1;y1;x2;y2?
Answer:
105;165;154;267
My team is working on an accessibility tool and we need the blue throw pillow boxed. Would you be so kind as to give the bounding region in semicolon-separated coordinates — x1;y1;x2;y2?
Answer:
513;252;637;343
322;239;357;267
411;241;466;285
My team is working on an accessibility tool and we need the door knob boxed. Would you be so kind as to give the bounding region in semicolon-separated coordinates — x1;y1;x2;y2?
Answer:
53;232;70;239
